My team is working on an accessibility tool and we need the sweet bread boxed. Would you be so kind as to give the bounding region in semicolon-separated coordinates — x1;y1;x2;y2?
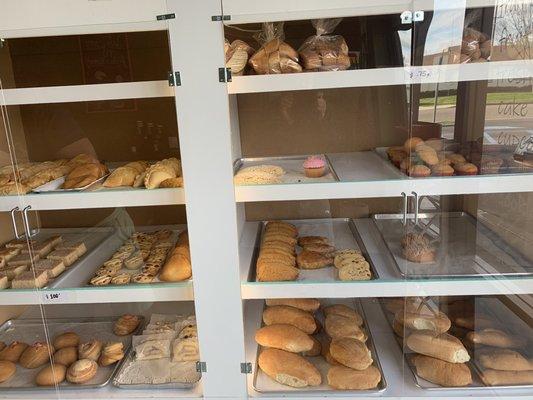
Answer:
36;363;67;386
78;340;102;361
19;342;54;369
47;248;79;267
11;270;49;289
53;346;78;366
297;236;329;247
53;332;80;349
0;360;16;383
135;338;171;360
66;359;98;384
301;242;335;255
0;341;28;362
172;337;200;362
90;275;112;286
111;273;131;285
98;342;124;366
132;272;155;284
114;314;141;336
296;250;333;269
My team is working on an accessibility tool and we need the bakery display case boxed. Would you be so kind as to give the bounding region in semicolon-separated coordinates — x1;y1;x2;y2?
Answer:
0;0;532;399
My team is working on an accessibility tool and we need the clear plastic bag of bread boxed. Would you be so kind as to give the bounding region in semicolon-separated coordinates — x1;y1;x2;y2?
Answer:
249;22;302;74
458;11;491;63
299;18;350;71
225;39;254;76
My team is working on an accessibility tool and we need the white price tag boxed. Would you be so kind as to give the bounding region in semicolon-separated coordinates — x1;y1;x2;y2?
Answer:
41;291;75;304
409;69;433;81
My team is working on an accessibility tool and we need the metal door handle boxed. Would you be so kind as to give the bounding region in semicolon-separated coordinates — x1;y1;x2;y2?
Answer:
411;191;419;225
22;205;37;238
10;207;24;239
401;192;408;226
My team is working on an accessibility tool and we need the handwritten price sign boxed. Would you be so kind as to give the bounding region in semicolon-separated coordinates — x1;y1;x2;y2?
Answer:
41;291;74;304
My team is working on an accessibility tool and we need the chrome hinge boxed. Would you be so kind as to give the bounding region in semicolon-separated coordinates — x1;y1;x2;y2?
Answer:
157;13;175;21
400;11;413;24
219;67;232;83
212;15;231;21
240;362;252;374
196;361;207;373
0;38;5;49
413;10;425;22
168;71;181;87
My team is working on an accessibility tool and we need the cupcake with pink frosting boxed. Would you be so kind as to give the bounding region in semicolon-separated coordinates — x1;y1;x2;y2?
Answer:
303;156;326;178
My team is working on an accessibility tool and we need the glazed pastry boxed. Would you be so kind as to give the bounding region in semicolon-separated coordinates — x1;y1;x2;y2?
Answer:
303;156;326;178
94;266;119;277
135;339;171;360
19;342;54;369
0;360;16;383
53;346;78;366
0;341;28;362
78;340;102;361
53;332;80;349
36;363;67;386
103;258;123;270
98;342;124;366
132;272;155;284
172;337;200;362
124;253;143;270
114;314;141;336
178;324;198;339
66;359;98;384
111;273;131;285
90;274;111;286
296;250;333;269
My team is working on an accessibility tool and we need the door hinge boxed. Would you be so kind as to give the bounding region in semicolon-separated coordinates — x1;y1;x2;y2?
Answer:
400;11;413;24
219;67;232;83
168;71;181;87
157;13;175;21
212;15;231;21
240;362;252;374
413;10;425;22
196;361;207;373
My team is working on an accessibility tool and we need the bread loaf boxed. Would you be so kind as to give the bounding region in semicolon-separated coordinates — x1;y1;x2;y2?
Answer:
256;262;298;282
301;336;321;357
412;354;472;387
480;369;533;386
329;338;372;370
325;314;367;341
323;304;363;325
265;298;320;312
477;349;533;371
159;254;191;282
262;306;317;334
255;324;314;353
455;315;497;330
103;166;138;187
406;331;470;363
395;310;451;333
327;365;381;390
466;329;526;349
0;360;16;383
258;348;321;387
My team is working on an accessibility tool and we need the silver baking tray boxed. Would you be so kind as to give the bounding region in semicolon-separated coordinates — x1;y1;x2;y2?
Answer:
253;298;387;394
233;154;339;184
250;218;379;283
0;316;143;390
83;224;188;287
379;297;533;390
372;212;532;279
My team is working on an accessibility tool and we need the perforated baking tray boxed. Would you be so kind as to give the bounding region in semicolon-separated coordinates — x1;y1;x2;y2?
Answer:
253;298;387;393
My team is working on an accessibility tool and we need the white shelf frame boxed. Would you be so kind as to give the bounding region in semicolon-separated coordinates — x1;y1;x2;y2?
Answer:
228;61;533;94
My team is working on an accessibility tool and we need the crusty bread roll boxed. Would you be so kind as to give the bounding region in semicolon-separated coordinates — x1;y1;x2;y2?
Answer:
323;304;363;325
395;310;451;334
265;298;320;312
258;348;321;387
406;331;470;363
477;349;533;371
329;338;372;370
263;306;317;334
325;314;367;341
412;354;472;387
159;253;191;282
454;315;497;331
327;365;381;390
53;332;79;349
255;324;314;353
466;329;526;349
480;369;533;386
36;363;66;386
301;336;321;357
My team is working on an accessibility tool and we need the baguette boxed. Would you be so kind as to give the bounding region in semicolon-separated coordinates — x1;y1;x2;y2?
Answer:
406;331;470;363
480;369;533;386
255;324;314;353
466;329;526;349
477;349;533;371
412;354;472;387
265;298;320;312
395;310;451;334
262;306;317;334
325;314;366;341
329;338;372;370
327;365;381;390
258;348;321;387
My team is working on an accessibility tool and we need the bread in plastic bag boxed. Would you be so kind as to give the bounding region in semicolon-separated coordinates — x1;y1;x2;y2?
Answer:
457;12;491;63
249;22;302;74
225;39;254;76
299;18;350;71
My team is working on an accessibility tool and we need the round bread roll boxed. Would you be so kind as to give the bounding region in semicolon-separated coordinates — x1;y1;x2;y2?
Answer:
19;342;54;369
0;360;16;383
258;348;321;388
66;359;98;384
327;365;381;390
255;324;314;353
262;306;317;334
36;363;66;386
329;338;373;370
53;332;80;349
0;341;28;363
323;304;363;325
53;346;78;366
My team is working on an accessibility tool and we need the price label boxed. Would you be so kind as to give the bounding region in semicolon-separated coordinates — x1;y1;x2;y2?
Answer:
41;291;74;304
409;69;432;81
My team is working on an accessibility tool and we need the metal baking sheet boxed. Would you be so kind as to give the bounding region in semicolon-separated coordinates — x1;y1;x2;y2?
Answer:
251;218;379;282
84;225;188;287
372;212;532;279
0;316;143;390
253;298;387;393
234;154;339;184
32;174;109;193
